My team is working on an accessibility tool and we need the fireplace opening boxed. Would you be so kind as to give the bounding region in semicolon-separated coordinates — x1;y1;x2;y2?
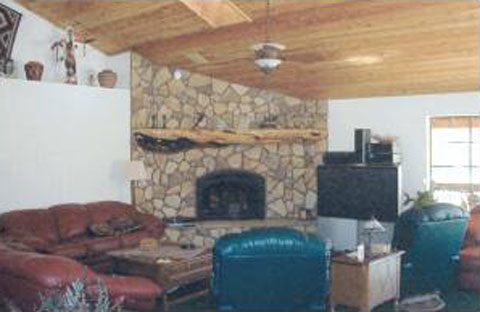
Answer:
196;169;266;221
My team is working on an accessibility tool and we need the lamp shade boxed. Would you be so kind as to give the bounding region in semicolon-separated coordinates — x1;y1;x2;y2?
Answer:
125;161;148;181
363;216;386;233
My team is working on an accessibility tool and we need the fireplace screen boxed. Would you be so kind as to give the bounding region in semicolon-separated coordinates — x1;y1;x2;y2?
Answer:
196;169;266;220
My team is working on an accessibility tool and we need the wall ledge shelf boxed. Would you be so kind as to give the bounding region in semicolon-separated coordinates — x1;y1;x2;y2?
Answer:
0;77;129;91
134;128;325;153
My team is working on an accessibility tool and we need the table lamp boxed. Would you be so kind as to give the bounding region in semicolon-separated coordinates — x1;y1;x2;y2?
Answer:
363;216;386;258
125;161;148;206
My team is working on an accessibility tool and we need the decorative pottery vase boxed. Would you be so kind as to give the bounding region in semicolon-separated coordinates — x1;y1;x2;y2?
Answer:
24;61;44;81
97;69;117;88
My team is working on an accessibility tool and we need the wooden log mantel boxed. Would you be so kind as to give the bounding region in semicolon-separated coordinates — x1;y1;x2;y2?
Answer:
134;128;325;153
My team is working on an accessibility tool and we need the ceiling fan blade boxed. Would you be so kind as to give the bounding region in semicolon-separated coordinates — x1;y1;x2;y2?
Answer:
283;51;327;64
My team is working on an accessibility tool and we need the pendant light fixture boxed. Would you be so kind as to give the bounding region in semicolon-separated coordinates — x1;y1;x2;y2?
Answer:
252;0;285;75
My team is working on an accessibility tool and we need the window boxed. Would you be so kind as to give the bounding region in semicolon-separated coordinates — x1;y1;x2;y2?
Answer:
430;116;480;210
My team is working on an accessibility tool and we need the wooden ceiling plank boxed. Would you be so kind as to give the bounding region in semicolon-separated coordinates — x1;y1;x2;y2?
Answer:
71;2;177;30
80;2;210;54
139;1;405;56
291;79;478;100
140;1;475;57
233;0;354;19
162;38;478;79
191;56;478;98
13;0;480;99
179;0;252;28
203;65;478;92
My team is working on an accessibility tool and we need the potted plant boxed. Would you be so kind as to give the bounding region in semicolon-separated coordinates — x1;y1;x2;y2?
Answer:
403;190;437;209
5;270;123;312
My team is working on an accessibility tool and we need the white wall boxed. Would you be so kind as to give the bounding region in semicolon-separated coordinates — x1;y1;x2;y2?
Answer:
1;0;130;89
323;92;480;250
0;78;131;212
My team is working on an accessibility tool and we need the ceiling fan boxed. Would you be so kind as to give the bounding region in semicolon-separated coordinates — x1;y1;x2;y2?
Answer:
251;0;285;75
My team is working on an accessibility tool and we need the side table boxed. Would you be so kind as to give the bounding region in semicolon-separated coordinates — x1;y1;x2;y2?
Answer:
331;251;404;312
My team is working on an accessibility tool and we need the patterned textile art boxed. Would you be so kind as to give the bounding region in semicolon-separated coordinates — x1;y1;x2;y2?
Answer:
0;3;22;60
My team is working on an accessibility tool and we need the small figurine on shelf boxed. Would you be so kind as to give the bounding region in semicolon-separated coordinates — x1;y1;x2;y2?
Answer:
51;26;87;85
64;27;77;84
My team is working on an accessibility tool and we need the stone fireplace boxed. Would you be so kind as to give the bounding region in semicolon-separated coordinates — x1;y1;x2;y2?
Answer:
196;169;265;221
131;52;328;246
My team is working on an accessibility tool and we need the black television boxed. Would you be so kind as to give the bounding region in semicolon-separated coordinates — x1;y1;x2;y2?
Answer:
317;164;401;222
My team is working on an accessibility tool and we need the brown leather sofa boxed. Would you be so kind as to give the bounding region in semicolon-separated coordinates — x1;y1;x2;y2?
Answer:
0;201;165;311
459;205;480;291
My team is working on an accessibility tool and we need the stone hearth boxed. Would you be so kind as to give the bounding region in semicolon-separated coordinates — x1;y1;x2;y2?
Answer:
164;219;318;248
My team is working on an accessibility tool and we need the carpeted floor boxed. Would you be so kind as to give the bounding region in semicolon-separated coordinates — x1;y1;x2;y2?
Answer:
170;290;480;312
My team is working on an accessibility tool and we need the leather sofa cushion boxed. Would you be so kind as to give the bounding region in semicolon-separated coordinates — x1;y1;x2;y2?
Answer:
459;271;480;291
460;246;480;271
101;274;162;300
84;237;122;254
0;272;46;312
465;206;480;246
0;209;58;244
86;201;135;224
0;242;10;251
1;238;35;252
81;254;114;273
46;242;89;259
120;231;149;248
49;204;89;241
17;236;51;252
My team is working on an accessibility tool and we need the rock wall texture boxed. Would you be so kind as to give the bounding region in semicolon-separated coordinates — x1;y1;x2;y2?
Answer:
165;220;319;248
131;52;328;224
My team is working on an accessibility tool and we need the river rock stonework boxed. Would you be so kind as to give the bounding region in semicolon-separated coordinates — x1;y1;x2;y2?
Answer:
131;53;327;244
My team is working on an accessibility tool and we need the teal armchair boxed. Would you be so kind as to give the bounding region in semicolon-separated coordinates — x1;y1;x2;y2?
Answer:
212;228;330;311
392;203;469;296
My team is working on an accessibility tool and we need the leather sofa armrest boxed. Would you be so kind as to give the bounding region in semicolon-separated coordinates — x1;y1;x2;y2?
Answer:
462;236;477;249
137;214;165;238
2;252;98;289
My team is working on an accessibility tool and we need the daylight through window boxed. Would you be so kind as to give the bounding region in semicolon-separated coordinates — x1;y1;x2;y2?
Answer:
430;116;480;210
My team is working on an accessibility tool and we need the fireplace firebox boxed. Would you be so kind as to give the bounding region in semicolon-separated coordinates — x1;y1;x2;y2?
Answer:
196;169;265;220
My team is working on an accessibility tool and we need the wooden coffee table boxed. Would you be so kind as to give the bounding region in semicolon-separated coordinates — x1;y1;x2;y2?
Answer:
108;243;212;311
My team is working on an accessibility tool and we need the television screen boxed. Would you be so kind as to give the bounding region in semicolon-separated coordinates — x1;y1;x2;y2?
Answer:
317;165;401;222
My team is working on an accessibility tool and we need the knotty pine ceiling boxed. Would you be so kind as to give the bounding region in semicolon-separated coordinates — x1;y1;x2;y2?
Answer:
15;0;480;100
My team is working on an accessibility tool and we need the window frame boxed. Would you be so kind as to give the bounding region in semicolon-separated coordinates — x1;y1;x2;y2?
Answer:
429;115;480;201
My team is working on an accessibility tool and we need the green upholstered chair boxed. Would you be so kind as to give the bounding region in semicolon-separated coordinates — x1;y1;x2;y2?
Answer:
212;227;330;311
392;203;469;296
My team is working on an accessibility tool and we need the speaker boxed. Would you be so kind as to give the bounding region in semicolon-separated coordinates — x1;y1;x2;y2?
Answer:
369;143;394;163
354;129;371;163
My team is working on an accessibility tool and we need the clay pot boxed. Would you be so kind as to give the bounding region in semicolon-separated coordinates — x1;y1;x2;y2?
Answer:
97;69;117;88
24;61;44;81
